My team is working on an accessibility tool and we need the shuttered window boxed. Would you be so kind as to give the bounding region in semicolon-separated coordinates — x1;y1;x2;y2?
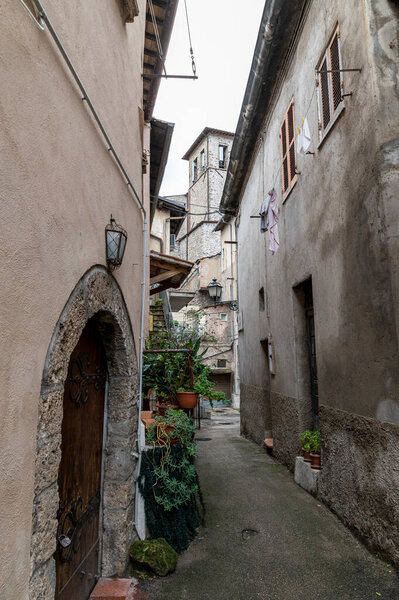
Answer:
280;99;297;198
317;27;344;137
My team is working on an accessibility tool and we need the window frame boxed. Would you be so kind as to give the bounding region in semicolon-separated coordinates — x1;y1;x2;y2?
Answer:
200;149;205;173
218;145;227;169
280;97;297;202
192;157;198;182
220;313;228;322
316;25;345;144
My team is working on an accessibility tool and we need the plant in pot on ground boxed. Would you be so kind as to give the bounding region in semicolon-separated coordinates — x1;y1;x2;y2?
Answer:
310;430;321;470
299;430;313;462
140;408;204;552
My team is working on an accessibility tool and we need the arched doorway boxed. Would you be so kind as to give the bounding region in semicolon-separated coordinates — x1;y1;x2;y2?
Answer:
56;319;107;599
29;267;139;600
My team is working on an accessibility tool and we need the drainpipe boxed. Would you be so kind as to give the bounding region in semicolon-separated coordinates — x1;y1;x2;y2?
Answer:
31;0;148;538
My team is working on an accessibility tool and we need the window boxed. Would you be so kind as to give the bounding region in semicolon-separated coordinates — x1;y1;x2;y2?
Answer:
280;99;297;198
317;27;344;139
219;145;227;168
170;233;176;248
192;158;198;182
220;313;228;322
217;359;227;368
259;287;265;311
200;150;205;172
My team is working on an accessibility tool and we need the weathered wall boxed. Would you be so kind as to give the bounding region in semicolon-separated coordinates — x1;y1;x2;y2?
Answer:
236;0;399;561
181;222;221;263
0;1;146;598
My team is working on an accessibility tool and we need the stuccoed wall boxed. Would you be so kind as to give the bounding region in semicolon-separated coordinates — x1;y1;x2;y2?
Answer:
237;0;399;563
0;0;147;597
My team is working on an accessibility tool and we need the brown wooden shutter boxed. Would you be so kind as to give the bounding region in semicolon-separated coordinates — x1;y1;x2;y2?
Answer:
329;33;342;111
280;100;297;196
280;119;289;192
287;104;296;183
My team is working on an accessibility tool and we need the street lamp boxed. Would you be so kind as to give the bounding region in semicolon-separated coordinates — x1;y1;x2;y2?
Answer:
105;215;127;270
207;277;223;302
207;278;238;311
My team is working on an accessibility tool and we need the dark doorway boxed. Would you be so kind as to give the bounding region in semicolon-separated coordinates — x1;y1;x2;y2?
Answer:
55;319;107;600
302;279;319;429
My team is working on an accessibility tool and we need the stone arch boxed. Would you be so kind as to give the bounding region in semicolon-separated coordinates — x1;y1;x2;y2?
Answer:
29;266;139;599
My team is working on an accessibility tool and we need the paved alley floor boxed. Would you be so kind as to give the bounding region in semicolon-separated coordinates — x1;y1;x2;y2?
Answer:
138;409;399;600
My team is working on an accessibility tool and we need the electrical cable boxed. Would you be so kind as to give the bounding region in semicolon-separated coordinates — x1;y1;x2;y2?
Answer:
148;0;167;76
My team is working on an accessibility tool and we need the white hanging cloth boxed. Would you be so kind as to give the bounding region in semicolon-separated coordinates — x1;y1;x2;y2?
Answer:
297;117;311;155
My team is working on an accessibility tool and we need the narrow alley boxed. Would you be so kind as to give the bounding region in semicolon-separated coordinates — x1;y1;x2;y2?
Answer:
138;409;399;600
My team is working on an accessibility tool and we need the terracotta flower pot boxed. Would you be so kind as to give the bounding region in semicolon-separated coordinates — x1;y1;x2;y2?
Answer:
156;402;179;416
177;391;199;409
302;447;311;462
310;452;321;470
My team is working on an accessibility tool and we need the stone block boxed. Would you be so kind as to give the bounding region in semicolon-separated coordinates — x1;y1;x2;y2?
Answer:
29;561;56;600
31;487;58;571
103;478;135;511
86;270;114;319
108;376;138;409
34;434;61;496
37;389;63;441
104;440;136;481
107;405;137;438
294;456;320;495
102;504;134;576
43;287;86;387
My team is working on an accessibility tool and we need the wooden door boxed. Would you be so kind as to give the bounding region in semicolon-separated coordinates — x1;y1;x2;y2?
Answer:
55;320;107;600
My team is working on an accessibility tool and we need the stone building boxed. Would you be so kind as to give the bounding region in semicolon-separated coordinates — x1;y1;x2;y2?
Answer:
219;0;399;565
156;128;240;403
0;1;178;599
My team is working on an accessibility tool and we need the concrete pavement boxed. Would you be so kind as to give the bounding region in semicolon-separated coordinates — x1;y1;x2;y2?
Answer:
137;409;399;600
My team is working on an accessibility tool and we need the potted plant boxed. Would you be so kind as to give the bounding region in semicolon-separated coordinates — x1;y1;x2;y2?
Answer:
299;430;313;462
310;430;321;470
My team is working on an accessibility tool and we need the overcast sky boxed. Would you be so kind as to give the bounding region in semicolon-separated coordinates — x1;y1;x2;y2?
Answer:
155;0;265;196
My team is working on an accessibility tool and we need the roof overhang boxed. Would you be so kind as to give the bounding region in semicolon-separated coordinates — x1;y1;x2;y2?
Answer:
168;290;196;312
182;127;235;161
219;0;308;216
150;250;193;296
143;0;179;122
150;118;174;223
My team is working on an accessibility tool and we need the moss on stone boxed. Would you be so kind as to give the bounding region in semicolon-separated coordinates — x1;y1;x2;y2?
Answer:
129;538;178;576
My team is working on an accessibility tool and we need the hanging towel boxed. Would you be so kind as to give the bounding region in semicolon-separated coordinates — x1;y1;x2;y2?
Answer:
259;196;271;233
267;188;279;255
297;117;311;155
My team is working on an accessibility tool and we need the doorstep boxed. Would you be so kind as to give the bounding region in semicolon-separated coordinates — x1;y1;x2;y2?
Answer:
90;578;138;600
294;456;320;495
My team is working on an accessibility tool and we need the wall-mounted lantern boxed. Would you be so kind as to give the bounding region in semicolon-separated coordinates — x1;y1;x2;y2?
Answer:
105;215;127;270
207;278;238;311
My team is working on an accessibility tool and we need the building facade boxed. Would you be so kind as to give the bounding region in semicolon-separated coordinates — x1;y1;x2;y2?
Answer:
0;1;177;598
220;0;399;564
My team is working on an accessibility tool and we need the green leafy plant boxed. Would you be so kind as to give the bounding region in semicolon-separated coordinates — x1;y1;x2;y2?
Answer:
310;430;321;454
299;430;313;452
145;409;198;511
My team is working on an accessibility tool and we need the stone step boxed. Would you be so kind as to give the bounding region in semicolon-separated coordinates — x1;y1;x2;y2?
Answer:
90;578;139;600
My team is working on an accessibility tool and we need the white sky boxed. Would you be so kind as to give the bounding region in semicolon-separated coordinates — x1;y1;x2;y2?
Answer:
154;0;265;196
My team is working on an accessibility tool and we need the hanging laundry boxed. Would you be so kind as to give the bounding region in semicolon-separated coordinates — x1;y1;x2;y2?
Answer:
267;188;279;255
259;195;271;233
297;117;311;155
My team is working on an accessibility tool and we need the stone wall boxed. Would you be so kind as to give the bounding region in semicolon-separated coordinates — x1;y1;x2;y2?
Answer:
29;267;139;600
318;405;399;566
240;383;271;446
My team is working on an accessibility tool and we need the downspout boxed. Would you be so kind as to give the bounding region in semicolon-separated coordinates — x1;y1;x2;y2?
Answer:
31;0;148;538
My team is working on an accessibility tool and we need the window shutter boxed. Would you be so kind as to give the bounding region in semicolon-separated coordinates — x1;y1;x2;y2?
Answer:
287;104;296;182
329;33;342;111
320;58;331;129
281;119;289;192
